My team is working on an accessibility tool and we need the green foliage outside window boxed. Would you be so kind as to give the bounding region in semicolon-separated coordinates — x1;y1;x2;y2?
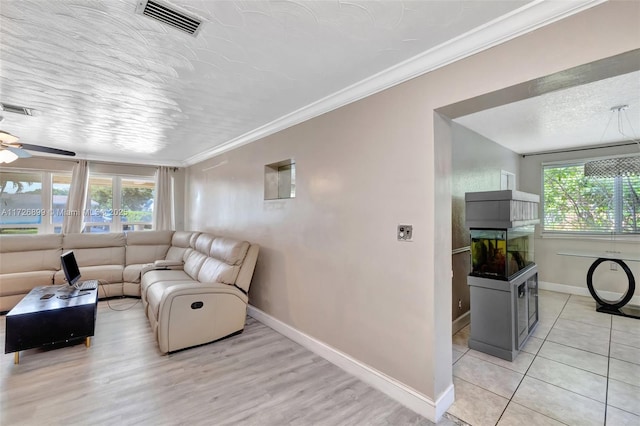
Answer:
543;163;639;234
90;183;113;212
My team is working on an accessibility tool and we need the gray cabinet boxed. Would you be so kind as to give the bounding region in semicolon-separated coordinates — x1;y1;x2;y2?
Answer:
467;265;538;361
464;190;540;361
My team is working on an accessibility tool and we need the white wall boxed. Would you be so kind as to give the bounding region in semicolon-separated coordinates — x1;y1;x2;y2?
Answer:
186;1;640;420
520;144;640;303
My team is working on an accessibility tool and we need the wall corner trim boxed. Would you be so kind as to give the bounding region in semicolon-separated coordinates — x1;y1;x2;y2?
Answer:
247;305;453;422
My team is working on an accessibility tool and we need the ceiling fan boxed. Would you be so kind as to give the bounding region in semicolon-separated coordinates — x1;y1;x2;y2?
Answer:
0;130;76;163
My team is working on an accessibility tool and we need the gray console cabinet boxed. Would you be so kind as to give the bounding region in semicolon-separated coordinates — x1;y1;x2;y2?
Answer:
465;190;540;361
467;265;538;361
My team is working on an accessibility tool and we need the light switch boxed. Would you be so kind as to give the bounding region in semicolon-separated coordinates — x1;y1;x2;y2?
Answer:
397;224;413;241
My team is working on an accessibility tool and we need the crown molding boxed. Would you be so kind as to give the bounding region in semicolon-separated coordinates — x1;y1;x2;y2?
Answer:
69;154;187;168
27;151;185;168
185;0;606;166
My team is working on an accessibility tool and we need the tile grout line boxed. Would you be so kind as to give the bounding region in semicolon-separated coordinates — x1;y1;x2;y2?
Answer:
604;312;613;426
493;294;573;425
451;295;636;425
527;296;613;406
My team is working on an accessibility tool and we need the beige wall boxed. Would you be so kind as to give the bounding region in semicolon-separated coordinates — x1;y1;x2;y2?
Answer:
451;123;521;321
186;1;640;406
520;144;640;300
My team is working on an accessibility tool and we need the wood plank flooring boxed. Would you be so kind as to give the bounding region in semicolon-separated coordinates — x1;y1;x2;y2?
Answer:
1;299;439;426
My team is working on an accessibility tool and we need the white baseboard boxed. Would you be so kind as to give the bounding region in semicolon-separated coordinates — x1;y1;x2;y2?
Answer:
247;305;454;423
452;311;470;335
539;281;640;306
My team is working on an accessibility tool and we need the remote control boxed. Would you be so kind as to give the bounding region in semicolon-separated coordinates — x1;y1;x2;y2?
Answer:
40;294;55;300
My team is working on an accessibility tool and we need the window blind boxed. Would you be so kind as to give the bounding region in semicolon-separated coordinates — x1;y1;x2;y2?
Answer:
543;156;640;234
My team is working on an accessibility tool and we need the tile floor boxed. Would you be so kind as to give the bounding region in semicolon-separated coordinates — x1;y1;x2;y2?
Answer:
446;290;640;426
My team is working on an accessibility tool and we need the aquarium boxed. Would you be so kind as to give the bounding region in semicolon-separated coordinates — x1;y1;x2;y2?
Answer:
470;226;534;280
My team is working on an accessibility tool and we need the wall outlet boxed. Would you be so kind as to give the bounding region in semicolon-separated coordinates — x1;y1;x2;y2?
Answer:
397;224;413;241
610;262;618;271
458;299;462;309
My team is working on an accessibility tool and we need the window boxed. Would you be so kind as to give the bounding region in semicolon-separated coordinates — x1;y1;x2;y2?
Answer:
1;169;156;234
543;158;640;234
84;175;154;233
121;178;154;231
0;171;43;234
84;176;113;233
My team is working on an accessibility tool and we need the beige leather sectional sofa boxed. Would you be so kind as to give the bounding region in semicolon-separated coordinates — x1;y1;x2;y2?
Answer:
0;230;259;353
141;233;259;353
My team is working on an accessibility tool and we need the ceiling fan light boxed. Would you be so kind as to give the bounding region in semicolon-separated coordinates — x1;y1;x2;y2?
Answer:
0;149;19;163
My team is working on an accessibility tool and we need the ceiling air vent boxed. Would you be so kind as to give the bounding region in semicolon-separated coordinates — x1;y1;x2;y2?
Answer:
136;0;202;36
1;103;33;116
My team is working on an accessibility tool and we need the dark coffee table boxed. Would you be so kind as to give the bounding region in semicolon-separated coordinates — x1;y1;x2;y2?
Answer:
5;285;98;364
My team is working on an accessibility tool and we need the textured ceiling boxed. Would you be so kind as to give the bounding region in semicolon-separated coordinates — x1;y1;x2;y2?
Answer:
454;71;640;154
0;0;603;165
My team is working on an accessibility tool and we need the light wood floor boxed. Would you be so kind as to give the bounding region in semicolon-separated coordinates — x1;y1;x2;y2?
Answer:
1;299;440;426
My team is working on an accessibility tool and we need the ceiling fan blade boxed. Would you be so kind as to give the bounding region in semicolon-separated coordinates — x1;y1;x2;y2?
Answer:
0;130;19;144
19;143;76;157
5;146;32;158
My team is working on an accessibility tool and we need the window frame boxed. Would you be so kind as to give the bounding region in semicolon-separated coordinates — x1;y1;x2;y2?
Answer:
84;173;155;233
49;172;73;234
0;170;47;234
120;175;155;232
541;154;640;237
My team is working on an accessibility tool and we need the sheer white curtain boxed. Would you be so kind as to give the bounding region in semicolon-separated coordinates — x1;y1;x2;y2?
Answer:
62;160;89;234
153;166;174;230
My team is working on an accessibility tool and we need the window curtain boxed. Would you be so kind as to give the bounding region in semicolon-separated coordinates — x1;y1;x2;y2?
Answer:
153;166;173;230
62;160;89;234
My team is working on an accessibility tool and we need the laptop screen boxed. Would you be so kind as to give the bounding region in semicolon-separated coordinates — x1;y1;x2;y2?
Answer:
61;251;81;286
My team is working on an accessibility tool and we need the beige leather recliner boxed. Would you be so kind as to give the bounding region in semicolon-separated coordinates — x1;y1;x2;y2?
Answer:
141;232;259;353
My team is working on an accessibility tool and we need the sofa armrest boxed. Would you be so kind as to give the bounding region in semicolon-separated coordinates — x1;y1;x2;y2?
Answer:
141;260;184;277
154;260;184;268
158;282;248;304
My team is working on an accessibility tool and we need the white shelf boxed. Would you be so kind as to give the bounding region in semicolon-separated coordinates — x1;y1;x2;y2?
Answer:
557;250;640;262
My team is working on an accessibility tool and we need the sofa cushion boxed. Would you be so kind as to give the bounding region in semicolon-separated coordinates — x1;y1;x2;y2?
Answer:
183;250;208;280
194;233;215;254
126;230;173;246
125;230;172;265
165;231;199;261
171;231;198;248
63;233;126;266
0;271;55;296
0;233;62;253
197;257;239;285
123;264;148;284
141;269;193;296
210;238;249;266
63;232;126;249
54;265;123;286
0;234;62;274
